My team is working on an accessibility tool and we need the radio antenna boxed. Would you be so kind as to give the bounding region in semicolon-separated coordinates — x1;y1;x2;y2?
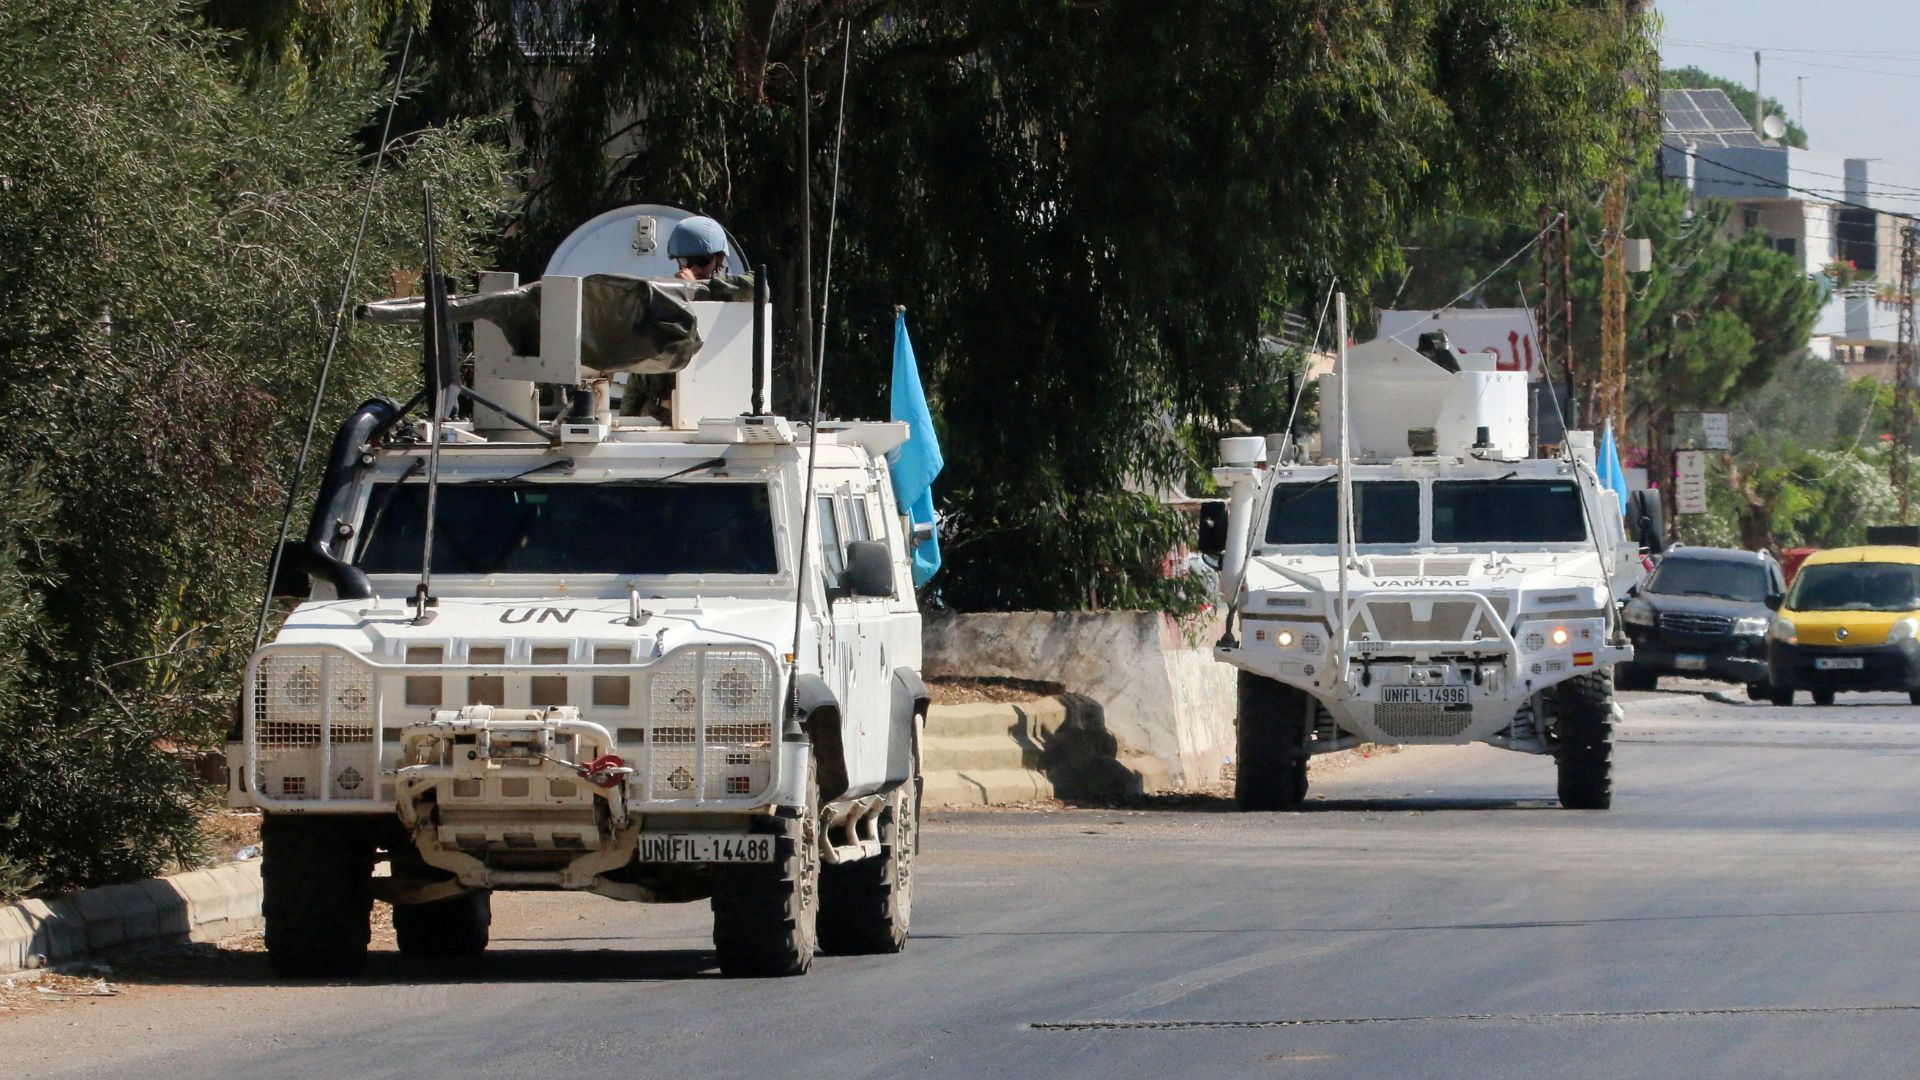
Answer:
412;183;452;625
815;21;852;369
252;27;413;649
784;23;842;725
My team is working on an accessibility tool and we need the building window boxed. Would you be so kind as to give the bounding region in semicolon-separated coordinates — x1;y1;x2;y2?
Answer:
1742;207;1762;230
1835;208;1878;274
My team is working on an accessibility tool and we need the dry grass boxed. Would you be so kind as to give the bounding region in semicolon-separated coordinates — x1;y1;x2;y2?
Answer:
927;676;1064;704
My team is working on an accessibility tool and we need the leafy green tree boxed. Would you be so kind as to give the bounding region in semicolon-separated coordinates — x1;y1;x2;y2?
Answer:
256;0;1648;612
0;0;510;893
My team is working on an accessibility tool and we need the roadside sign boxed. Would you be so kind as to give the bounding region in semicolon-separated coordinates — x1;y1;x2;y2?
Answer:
1675;450;1710;514
1673;411;1731;451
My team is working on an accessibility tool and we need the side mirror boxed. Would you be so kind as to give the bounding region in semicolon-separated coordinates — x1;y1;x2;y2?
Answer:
1625;583;1639;598
271;540;313;599
1765;592;1783;611
1197;501;1229;557
843;540;895;599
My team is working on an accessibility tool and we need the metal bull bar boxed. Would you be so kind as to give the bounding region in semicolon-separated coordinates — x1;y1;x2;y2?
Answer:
1336;589;1521;682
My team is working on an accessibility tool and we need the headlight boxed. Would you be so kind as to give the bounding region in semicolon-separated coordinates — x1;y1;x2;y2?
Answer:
1623;603;1655;627
1888;618;1919;644
1732;616;1770;636
1771;617;1797;644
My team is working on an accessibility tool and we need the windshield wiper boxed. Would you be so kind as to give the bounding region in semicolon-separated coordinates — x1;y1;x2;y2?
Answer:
479;457;575;484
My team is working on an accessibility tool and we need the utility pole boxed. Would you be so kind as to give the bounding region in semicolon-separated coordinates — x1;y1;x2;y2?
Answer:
1895;225;1918;522
1753;51;1763;134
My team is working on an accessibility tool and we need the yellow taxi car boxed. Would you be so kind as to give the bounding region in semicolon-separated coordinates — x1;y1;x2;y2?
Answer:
1767;545;1920;706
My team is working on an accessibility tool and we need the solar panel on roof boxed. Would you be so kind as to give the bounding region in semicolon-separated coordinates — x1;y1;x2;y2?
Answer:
1661;89;1766;149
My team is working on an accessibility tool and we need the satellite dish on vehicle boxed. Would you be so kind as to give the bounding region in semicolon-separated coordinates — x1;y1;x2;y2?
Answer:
545;204;751;280
1760;114;1788;141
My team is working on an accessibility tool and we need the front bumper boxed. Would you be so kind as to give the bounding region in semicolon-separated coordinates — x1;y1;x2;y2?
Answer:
1768;638;1920;692
1626;627;1769;683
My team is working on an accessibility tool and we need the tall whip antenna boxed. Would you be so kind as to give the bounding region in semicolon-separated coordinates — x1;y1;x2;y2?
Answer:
815;21;853;368
412;183;452;625
784;29;821;722
253;27;415;649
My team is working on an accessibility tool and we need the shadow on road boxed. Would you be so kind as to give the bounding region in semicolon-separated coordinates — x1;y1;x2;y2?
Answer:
1055;792;1561;814
114;944;721;988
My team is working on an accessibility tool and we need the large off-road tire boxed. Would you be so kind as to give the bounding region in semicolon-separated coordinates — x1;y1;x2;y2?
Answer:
711;753;821;977
1768;686;1795;706
1908;689;1920;706
1811;688;1837;707
819;773;919;955
393;889;492;958
1551;671;1615;810
1235;671;1311;811
261;815;375;978
1613;661;1657;692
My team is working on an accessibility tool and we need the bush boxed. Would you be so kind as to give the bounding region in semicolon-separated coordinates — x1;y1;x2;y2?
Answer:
0;1;511;892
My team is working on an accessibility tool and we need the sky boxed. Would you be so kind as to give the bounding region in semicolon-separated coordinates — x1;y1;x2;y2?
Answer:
1656;0;1920;166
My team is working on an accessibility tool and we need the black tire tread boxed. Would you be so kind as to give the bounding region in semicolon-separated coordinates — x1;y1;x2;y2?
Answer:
711;755;820;977
261;816;374;978
393;890;492;957
1811;689;1836;707
1552;671;1615;810
1235;671;1311;811
819;777;918;955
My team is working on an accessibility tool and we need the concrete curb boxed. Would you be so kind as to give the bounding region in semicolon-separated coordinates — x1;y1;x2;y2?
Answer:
923;696;1174;807
1;861;262;975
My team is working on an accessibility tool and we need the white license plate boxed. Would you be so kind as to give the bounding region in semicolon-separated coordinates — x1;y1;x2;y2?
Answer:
638;834;774;863
1815;657;1865;671
1675;654;1707;671
1381;685;1468;705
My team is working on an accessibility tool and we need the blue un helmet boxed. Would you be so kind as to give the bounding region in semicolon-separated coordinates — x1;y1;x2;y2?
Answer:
667;215;729;262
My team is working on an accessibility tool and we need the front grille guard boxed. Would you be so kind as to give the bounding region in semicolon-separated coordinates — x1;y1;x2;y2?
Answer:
1336;589;1521;682
243;642;783;811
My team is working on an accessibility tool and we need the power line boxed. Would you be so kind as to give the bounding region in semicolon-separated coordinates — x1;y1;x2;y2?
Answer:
1665;38;1920;62
1664;141;1920;222
1664;40;1920;84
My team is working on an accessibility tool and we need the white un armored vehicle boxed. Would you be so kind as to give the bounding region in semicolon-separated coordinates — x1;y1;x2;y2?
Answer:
1202;320;1641;811
230;205;927;977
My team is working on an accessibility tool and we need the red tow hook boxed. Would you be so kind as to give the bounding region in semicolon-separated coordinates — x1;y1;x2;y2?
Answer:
578;754;630;789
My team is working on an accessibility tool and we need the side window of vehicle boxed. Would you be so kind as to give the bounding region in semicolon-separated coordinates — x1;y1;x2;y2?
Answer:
816;495;845;586
845;493;872;544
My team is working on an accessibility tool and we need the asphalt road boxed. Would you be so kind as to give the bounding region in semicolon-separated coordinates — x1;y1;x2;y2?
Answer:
9;682;1920;1079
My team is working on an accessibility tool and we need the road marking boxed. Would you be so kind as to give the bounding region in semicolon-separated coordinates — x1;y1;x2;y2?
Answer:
1029;1004;1920;1031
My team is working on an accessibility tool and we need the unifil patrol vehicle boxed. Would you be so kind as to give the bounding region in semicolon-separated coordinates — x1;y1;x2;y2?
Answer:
230;204;929;977
1202;305;1642;811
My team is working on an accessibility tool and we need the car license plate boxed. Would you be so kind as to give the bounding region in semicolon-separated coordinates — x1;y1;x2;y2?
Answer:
638;834;774;863
1675;654;1707;671
1815;657;1865;671
1381;686;1468;705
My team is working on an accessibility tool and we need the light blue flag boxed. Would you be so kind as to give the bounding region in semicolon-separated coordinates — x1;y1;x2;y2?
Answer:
887;311;943;587
1597;419;1629;515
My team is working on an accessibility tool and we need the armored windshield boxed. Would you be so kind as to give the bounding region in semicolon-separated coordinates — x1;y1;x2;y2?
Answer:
356;481;779;576
1646;558;1770;602
1432;480;1585;544
1787;562;1920;613
1265;481;1420;545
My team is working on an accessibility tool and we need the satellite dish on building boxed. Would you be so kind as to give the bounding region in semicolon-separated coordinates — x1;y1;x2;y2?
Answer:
1760;114;1788;141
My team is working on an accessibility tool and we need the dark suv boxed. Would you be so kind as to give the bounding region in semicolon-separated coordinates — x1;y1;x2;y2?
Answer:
1616;546;1785;693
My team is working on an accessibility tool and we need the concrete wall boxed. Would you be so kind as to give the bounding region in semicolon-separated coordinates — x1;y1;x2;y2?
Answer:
923;611;1236;789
